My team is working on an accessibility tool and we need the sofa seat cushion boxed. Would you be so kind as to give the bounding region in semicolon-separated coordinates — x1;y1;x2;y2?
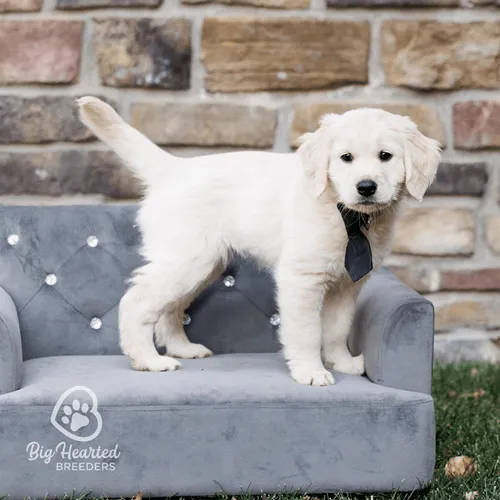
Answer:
4;353;430;407
0;353;435;497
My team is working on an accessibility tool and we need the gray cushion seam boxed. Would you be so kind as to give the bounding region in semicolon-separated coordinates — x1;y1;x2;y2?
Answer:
18;244;88;314
186;278;225;313
232;286;273;319
50;287;92;322
94;244;128;273
0;400;433;411
100;302;120;322
18;280;46;315
0;209;9;236
47;288;94;321
8;252;45;313
0;312;17;392
376;298;431;384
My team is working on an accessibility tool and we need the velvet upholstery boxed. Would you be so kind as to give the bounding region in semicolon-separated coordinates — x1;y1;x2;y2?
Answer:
0;205;436;497
0;205;141;360
351;268;435;395
0;355;435;498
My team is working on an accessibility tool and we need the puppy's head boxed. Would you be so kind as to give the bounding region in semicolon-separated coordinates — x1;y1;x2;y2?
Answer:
297;108;441;212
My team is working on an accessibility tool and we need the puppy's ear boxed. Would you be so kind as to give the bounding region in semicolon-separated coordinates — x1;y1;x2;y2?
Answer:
297;115;337;197
402;118;441;202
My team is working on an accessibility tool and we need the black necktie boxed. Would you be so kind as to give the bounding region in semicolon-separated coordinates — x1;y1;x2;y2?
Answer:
337;203;373;283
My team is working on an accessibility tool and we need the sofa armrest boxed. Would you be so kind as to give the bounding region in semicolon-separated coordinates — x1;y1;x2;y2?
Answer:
0;286;22;394
349;268;434;395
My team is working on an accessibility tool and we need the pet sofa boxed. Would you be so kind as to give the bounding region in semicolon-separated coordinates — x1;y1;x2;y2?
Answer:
0;204;435;498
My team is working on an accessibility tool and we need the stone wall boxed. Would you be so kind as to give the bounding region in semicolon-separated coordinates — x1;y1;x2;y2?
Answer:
1;0;500;362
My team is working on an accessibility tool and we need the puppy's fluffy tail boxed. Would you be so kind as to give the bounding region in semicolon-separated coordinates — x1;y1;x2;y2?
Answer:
78;96;171;186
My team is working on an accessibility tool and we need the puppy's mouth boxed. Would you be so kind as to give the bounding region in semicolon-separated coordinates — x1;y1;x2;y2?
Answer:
348;199;391;214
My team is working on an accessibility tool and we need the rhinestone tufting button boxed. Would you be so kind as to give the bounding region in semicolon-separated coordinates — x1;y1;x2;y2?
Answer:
270;313;280;327
90;317;102;330
45;274;57;286
87;235;99;248
7;234;19;246
182;313;191;326
223;275;235;287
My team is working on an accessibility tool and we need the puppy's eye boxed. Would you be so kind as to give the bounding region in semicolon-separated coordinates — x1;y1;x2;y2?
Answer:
379;151;393;162
340;153;353;163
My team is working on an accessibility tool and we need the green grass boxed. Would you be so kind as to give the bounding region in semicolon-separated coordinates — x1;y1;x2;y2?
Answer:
9;363;500;500
421;362;500;500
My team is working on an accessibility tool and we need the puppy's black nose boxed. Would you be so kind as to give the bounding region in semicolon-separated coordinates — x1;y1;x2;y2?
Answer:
357;180;377;197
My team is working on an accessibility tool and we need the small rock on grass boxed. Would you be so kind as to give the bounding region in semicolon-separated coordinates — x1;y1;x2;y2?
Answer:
445;456;477;478
465;492;479;500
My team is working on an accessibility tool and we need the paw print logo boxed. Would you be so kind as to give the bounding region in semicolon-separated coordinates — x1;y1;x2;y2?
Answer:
50;386;102;442
61;400;90;432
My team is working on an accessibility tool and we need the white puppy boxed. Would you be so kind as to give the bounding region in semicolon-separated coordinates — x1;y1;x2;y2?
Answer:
78;97;441;386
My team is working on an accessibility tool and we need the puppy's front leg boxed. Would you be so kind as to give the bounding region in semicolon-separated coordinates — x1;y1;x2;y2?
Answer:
321;287;364;376
277;269;333;386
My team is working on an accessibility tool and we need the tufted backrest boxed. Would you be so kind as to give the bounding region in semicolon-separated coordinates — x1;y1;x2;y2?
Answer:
0;205;280;360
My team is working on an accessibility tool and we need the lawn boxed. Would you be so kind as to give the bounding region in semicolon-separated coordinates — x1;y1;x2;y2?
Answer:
6;363;500;500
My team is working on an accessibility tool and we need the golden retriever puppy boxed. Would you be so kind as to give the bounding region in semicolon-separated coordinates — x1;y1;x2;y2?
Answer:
78;97;440;386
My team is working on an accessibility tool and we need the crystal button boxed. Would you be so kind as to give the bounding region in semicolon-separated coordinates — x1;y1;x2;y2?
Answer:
7;234;19;246
182;313;191;326
270;313;280;326
87;235;99;248
45;274;57;286
90;317;102;330
223;276;235;287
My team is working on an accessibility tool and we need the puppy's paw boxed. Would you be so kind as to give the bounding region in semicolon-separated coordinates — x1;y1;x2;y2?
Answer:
326;353;365;376
131;355;182;372
168;343;213;359
289;362;335;386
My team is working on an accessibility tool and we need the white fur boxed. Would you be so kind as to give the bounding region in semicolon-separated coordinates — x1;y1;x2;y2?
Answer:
78;98;441;386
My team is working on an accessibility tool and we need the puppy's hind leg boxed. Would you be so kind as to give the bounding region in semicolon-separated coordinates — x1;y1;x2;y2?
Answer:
155;310;213;359
155;264;223;359
119;275;181;372
120;252;223;371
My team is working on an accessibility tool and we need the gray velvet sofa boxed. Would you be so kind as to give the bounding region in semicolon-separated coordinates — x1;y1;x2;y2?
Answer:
0;205;435;499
